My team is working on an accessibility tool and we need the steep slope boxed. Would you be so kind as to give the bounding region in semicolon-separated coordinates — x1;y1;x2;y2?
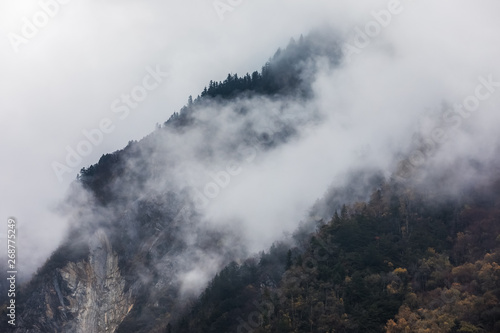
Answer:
13;230;132;333
7;26;499;333
1;32;343;333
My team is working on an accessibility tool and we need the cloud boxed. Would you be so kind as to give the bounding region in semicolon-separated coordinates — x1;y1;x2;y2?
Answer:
1;0;500;284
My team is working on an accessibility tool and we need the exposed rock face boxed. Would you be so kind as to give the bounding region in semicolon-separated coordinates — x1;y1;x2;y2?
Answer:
17;229;133;333
12;197;242;333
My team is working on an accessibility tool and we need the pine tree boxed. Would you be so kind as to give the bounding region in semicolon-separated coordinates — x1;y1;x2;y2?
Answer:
340;204;348;221
286;249;293;270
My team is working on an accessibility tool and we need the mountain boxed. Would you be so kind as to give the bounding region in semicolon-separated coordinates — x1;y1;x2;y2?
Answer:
3;29;500;333
1;31;342;333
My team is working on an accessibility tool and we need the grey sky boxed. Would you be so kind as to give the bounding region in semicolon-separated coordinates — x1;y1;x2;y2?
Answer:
1;0;499;279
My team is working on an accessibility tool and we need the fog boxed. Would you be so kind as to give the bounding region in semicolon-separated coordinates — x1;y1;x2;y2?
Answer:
1;0;500;284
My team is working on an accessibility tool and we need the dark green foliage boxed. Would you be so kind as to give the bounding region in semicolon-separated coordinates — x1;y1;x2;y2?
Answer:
174;244;289;332
174;176;500;332
77;33;341;207
198;34;340;101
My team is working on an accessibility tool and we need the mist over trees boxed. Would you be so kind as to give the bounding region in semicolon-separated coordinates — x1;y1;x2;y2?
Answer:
3;24;500;333
174;170;500;332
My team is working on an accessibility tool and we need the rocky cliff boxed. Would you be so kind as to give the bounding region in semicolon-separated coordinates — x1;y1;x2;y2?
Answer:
17;229;132;333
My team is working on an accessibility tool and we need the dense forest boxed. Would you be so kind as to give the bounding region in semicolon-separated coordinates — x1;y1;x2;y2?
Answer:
173;174;500;332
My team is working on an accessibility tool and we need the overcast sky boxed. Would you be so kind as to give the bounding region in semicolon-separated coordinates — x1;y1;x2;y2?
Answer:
1;0;500;279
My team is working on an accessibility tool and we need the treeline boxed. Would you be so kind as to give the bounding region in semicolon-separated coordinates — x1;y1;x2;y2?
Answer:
79;34;327;198
78;31;342;203
199;33;339;100
165;32;341;129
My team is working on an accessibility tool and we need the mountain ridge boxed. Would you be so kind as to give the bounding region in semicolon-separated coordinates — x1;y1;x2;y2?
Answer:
3;29;500;333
